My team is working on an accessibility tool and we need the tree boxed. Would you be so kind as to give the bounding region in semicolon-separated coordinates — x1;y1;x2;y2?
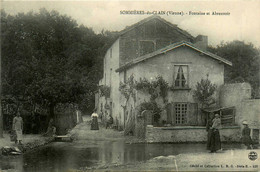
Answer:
193;77;217;109
209;41;260;97
1;9;110;129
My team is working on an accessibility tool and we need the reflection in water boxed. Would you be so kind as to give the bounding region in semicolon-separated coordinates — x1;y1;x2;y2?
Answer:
0;142;242;172
0;155;24;171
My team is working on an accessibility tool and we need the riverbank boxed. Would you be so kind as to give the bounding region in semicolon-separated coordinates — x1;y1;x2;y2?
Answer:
1;117;259;172
0;133;54;155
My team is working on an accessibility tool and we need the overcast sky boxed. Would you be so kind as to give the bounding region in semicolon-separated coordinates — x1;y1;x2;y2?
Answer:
1;0;260;47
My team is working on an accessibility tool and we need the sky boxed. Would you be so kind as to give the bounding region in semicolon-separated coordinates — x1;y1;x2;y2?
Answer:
1;0;260;47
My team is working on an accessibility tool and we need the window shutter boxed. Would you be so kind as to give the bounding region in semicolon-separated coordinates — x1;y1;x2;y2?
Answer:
166;103;172;124
187;103;198;126
172;103;176;125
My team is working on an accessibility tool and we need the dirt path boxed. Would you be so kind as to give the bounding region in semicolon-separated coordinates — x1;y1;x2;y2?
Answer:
69;116;124;141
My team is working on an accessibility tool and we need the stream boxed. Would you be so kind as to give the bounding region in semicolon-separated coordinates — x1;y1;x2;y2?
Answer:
0;140;243;172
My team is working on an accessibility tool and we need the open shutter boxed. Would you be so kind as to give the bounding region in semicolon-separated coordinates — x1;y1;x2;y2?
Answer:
166;103;172;124
172;103;176;125
187;103;198;126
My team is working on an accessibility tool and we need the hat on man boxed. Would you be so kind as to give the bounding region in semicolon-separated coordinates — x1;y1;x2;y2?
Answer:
242;121;248;125
215;114;220;118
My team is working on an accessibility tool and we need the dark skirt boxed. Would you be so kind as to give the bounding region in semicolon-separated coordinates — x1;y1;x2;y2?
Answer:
91;117;99;130
207;129;221;151
242;135;252;147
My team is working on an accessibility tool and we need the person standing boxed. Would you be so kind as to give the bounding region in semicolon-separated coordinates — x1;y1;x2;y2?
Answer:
241;121;253;149
208;114;221;153
91;110;99;130
12;112;23;144
106;115;113;129
206;112;214;150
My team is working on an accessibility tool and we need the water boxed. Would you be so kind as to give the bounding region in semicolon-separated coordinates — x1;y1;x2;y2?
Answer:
0;141;243;172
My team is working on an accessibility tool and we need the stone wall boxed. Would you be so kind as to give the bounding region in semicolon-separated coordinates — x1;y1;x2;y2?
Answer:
219;83;259;126
119;18;192;66
219;82;251;107
97;39;121;127
240;99;260;129
146;126;241;143
219;83;260;143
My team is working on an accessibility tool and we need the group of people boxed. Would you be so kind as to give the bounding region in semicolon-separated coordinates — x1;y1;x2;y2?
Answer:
11;110;255;150
207;113;254;153
11;112;57;145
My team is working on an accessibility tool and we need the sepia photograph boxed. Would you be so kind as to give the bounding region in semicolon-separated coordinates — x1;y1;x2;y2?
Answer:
0;0;259;171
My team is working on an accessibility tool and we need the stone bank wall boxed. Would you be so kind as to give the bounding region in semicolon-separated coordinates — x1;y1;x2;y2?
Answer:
146;126;241;143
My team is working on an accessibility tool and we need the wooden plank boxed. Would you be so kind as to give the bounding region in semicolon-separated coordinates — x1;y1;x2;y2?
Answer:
221;116;233;120
54;135;73;142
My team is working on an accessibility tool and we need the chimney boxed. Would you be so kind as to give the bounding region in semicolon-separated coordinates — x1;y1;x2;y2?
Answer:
194;35;208;51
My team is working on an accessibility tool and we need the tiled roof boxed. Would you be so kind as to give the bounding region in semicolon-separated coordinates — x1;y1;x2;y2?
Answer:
118;15;194;39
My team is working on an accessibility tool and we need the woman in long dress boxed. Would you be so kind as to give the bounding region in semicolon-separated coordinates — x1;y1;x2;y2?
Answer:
241;121;253;149
12;112;23;144
91;110;99;130
206;113;214;150
208;114;221;153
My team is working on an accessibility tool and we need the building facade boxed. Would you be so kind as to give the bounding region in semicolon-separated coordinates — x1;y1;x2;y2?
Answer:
96;16;234;139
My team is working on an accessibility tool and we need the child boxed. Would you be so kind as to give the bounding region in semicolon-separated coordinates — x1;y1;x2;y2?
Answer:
241;121;253;149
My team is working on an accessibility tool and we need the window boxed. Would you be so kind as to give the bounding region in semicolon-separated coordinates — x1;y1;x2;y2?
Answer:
175;103;187;124
139;41;155;56
124;40;138;62
110;68;112;87
166;103;198;126
174;65;188;88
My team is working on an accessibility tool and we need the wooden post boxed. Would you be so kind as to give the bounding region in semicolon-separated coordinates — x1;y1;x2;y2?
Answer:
0;38;3;138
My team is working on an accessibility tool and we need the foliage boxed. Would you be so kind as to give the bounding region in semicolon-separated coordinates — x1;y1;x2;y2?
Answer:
119;75;136;101
193;78;217;108
119;75;169;103
135;77;158;100
139;101;162;123
119;75;169;124
209;41;260;98
99;85;111;98
135;76;169;102
156;76;169;102
0;9;114;122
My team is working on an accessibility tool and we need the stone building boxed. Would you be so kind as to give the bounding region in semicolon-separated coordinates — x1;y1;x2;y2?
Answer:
95;16;244;142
